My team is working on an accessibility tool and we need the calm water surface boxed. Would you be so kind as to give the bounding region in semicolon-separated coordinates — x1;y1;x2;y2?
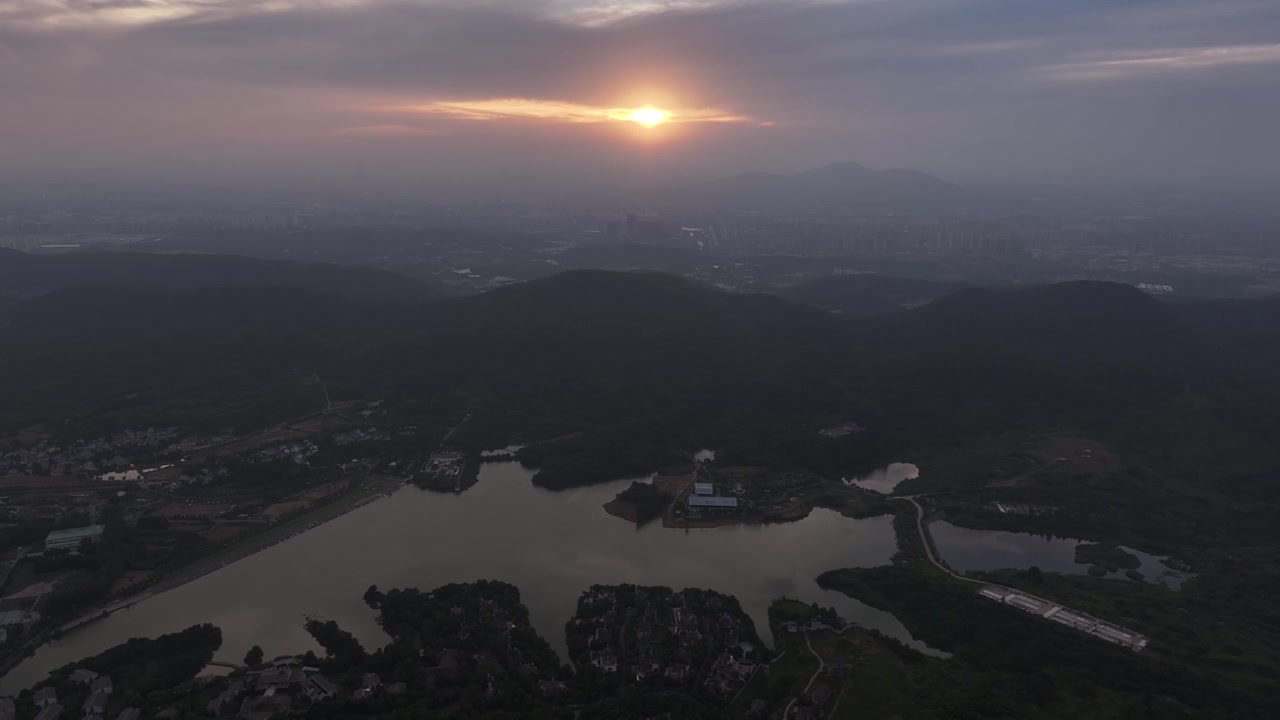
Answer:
2;461;937;692
930;521;1190;589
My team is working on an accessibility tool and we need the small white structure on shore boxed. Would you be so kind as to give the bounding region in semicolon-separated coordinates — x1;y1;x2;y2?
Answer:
97;470;142;482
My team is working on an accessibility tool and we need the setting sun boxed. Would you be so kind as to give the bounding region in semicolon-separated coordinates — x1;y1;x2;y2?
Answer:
628;107;670;127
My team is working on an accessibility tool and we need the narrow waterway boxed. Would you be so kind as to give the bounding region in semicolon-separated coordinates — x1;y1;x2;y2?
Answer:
2;461;939;692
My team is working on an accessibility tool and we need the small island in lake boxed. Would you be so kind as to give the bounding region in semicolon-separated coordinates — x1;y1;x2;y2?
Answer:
1074;543;1141;573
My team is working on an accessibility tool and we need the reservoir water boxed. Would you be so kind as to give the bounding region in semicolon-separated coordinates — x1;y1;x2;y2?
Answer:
2;461;936;692
846;462;918;494
930;521;1190;589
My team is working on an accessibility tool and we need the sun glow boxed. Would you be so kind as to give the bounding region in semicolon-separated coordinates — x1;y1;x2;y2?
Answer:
391;98;758;128
628;106;670;127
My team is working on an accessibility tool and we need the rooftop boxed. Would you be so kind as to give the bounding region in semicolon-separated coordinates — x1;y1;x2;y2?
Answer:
44;525;105;543
687;495;739;508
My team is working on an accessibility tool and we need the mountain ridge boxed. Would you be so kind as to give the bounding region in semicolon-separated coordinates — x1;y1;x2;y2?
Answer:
3;269;1278;476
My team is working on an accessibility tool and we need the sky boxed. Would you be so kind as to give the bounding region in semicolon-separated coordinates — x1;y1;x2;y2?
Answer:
3;0;1280;189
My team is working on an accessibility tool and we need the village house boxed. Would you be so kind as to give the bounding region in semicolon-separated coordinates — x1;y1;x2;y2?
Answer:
206;681;245;717
34;687;58;709
82;690;109;716
353;673;382;700
302;675;339;702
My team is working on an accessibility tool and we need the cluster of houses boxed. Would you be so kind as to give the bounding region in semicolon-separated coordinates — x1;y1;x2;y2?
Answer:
207;657;398;720
0;429;187;478
330;429;388;447
159;467;230;489
431;597;563;699
100;465;228;490
22;669;138;720
0;491;108;527
251;441;318;466
818;421;863;438
572;586;761;698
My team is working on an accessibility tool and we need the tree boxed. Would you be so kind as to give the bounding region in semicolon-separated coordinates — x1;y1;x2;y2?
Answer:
364;584;383;608
305;619;366;667
244;645;264;667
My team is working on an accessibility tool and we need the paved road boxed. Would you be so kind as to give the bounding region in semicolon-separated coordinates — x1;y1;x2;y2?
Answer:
439;414;471;448
900;496;983;585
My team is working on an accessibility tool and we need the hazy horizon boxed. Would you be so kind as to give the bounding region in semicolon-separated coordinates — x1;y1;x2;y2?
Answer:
5;0;1280;190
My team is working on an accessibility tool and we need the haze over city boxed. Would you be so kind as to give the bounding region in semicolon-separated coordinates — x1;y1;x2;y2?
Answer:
4;0;1280;189
2;2;1280;719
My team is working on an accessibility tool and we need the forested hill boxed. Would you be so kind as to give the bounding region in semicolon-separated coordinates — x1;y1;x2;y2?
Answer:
865;281;1182;362
2;267;1279;485
4;285;398;341
344;270;866;482
776;274;971;315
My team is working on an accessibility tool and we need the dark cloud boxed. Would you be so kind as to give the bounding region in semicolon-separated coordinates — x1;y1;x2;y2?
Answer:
3;0;1280;184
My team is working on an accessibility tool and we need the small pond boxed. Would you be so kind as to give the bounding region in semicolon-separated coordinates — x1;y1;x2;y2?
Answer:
845;462;919;495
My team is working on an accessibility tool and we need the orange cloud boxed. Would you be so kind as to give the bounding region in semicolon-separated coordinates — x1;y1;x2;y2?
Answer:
393;98;757;125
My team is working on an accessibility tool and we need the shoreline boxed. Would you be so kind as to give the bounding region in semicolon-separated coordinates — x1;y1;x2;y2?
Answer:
0;478;403;681
82;479;401;624
660;505;814;530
